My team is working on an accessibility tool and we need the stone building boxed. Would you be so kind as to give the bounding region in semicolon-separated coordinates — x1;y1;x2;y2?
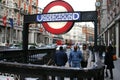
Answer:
96;0;120;57
0;0;51;45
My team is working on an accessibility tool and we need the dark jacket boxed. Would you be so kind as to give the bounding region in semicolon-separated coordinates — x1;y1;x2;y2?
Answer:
104;46;114;69
54;50;68;66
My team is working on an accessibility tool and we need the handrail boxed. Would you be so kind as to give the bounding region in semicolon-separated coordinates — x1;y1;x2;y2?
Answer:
0;61;104;80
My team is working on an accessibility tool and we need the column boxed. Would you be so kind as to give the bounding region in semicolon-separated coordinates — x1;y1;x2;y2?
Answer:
107;30;110;46
116;23;119;57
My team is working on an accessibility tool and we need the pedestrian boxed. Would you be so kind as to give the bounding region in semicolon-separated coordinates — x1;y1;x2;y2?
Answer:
88;43;95;62
68;45;82;68
104;45;115;79
54;46;68;66
54;46;68;80
94;45;101;63
98;44;106;60
81;44;90;68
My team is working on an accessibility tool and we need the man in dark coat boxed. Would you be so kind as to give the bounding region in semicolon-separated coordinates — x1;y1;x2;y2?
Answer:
54;46;68;80
54;46;68;66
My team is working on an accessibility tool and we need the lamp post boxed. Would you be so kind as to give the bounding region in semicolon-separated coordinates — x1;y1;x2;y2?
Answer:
95;1;101;46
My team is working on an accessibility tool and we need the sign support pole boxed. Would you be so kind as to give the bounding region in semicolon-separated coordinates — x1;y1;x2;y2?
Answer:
22;22;29;63
94;20;98;46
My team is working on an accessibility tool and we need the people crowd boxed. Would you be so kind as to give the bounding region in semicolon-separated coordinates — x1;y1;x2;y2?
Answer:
53;43;116;80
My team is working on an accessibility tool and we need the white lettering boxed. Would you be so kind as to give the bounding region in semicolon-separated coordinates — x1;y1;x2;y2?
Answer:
36;12;80;22
73;13;80;20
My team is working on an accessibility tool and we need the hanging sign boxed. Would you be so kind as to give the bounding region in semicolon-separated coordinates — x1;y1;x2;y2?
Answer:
37;0;81;34
37;12;80;22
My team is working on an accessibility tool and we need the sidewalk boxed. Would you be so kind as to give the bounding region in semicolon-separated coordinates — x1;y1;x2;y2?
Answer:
105;58;120;80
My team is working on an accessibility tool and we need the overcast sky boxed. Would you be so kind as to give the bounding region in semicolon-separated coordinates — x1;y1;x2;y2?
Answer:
38;0;96;11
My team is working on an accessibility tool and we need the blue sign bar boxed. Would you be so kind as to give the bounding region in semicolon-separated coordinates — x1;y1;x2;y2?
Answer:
36;12;81;22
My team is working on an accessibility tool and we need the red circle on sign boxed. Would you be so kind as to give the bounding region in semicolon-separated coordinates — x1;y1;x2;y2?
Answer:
42;1;74;34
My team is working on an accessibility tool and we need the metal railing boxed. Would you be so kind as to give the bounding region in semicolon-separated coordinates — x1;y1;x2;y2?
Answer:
0;61;104;80
0;49;104;80
0;48;56;65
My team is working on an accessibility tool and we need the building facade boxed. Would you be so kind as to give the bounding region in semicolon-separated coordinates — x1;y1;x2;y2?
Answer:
97;0;120;57
82;24;94;44
62;23;94;45
0;0;51;45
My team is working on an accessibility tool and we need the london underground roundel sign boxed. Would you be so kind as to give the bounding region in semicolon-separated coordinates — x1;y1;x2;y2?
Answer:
42;0;74;34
